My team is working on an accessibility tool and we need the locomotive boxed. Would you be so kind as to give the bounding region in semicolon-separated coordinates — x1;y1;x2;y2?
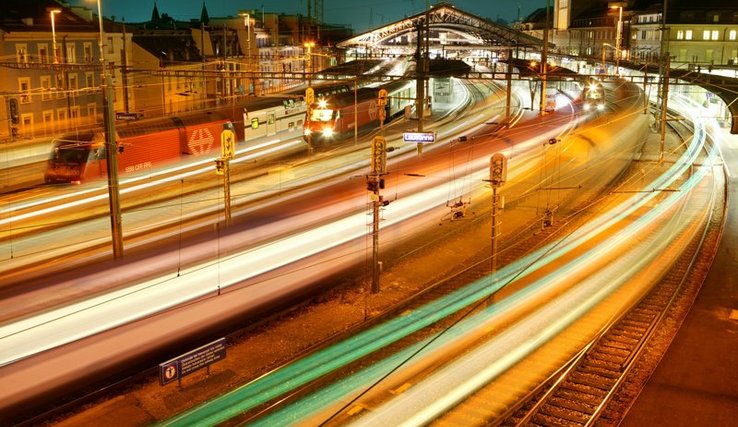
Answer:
303;80;416;144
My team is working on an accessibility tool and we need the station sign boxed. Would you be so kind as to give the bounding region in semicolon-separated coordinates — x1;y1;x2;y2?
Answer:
403;132;436;144
115;112;143;121
159;338;226;386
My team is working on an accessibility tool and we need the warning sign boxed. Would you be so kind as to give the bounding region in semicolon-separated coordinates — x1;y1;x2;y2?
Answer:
159;338;226;386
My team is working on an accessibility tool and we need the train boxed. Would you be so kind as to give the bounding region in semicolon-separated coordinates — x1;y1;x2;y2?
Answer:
44;83;354;184
303;80;416;144
582;80;605;111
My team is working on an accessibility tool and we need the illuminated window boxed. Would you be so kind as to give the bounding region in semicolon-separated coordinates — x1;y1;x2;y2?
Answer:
18;77;31;103
677;30;684;40
41;76;52;100
711;30;719;40
685;30;693;40
16;44;28;63
730;30;737;41
703;30;710;40
38;44;49;63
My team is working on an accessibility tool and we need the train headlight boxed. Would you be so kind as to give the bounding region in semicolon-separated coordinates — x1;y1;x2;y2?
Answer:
317;99;328;109
304;128;312;136
583;102;591;111
596;103;605;111
322;127;334;138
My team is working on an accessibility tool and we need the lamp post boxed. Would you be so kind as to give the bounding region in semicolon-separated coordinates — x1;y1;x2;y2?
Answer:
609;2;626;74
94;0;124;259
50;9;61;64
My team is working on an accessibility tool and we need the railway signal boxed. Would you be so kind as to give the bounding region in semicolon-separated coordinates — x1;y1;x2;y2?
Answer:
369;135;388;294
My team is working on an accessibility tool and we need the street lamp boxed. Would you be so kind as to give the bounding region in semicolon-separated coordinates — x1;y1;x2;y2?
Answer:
609;2;626;73
49;9;61;64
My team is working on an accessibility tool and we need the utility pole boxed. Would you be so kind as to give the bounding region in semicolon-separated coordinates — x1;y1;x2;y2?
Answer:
96;0;124;259
659;0;670;163
539;0;550;115
415;18;426;155
505;47;513;126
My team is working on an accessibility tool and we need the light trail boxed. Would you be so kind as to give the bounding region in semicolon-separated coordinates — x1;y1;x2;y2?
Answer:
158;91;710;426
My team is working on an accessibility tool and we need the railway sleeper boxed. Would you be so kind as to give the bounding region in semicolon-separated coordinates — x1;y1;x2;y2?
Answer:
609;327;646;341
556;388;604;408
607;334;640;346
626;313;656;324
583;356;622;371
539;402;590;425
561;381;609;398
601;336;633;353
532;411;585;427
595;345;630;360
619;319;650;330
577;363;621;379
569;371;616;390
548;396;597;416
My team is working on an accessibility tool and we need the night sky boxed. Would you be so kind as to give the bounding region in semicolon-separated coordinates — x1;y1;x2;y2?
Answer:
76;0;543;32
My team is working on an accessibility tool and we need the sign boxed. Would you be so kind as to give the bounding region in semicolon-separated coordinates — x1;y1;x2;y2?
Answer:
115;112;143;121
188;128;215;155
220;122;236;159
305;87;315;105
159;338;226;386
403;132;436;144
377;88;388;106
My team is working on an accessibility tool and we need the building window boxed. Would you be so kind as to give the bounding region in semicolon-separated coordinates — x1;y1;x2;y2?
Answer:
678;48;688;62
677;30;684;40
703;30;710;40
85;72;94;90
55;74;65;98
107;37;114;54
87;103;97;120
711;30;719;40
43;110;54;134
68;74;78;92
84;43;93;63
729;30;737;41
706;49;714;62
41;76;52;100
18;77;31;103
685;30;693;40
66;44;76;63
38;44;49;63
21;113;34;137
16;44;28;64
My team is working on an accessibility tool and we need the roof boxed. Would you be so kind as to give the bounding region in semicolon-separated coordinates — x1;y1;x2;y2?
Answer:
0;0;98;33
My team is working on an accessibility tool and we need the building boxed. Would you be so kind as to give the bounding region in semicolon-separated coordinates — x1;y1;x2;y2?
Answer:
0;0;129;140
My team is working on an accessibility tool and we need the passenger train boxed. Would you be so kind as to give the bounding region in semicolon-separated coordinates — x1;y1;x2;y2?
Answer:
303;80;416;144
582;80;605;111
44;83;354;183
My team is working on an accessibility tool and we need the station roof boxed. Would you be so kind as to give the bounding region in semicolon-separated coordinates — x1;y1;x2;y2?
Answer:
337;2;544;53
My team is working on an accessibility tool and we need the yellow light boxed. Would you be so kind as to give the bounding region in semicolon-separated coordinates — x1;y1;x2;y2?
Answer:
304;128;312;136
322;127;334;137
530;60;537;68
317;99;328;109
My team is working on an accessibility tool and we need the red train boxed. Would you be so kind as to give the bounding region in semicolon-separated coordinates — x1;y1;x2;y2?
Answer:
44;112;231;183
303;80;416;144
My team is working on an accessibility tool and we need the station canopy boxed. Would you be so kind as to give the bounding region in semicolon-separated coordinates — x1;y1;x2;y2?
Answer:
337;2;544;56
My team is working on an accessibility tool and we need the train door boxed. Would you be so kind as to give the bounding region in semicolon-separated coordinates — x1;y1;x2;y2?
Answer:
266;111;276;136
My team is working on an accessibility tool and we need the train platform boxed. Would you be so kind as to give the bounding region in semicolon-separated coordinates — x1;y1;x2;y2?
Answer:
621;129;738;426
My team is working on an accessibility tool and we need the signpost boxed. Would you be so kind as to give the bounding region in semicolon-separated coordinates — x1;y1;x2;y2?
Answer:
159;338;226;386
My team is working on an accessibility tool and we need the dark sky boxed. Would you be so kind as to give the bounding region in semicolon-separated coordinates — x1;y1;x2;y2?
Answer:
79;0;543;32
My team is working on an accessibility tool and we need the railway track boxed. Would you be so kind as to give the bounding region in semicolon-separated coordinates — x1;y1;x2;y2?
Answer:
476;118;726;427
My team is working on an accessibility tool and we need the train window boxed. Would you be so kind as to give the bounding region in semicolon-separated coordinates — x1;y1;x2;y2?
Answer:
297;119;303;127
268;114;275;125
288;121;294;130
251;117;259;129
